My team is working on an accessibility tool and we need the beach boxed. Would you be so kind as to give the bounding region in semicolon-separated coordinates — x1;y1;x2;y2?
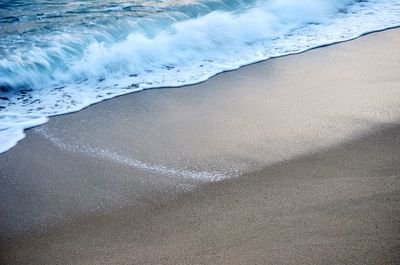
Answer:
1;29;400;264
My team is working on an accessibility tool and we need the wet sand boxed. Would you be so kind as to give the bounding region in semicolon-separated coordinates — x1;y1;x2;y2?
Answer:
1;29;400;264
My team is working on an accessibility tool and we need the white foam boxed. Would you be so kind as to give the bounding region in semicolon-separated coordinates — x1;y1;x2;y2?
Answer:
1;0;400;154
0;114;48;153
34;127;226;181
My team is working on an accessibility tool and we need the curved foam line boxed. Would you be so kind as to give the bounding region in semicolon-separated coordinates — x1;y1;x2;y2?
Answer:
33;127;226;182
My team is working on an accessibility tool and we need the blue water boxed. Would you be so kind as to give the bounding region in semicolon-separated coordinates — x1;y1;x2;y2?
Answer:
1;0;400;153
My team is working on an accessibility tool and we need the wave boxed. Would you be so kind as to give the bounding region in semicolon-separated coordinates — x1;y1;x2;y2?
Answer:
1;0;400;153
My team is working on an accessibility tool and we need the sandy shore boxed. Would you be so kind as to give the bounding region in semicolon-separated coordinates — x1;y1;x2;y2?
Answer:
1;29;400;264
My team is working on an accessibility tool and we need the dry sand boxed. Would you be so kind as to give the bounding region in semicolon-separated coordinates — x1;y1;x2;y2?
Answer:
1;29;400;264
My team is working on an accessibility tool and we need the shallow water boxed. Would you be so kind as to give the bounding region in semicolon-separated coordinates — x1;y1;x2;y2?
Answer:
1;0;400;153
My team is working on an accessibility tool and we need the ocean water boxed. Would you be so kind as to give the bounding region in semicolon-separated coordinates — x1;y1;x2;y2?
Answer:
0;0;400;154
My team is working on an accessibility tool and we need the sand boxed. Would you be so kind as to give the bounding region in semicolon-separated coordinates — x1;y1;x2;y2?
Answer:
1;29;400;264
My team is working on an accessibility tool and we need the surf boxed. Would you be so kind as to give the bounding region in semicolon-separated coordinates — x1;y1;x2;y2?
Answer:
1;0;400;153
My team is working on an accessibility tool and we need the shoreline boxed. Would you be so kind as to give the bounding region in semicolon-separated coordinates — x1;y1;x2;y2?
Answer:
1;29;400;264
1;24;400;155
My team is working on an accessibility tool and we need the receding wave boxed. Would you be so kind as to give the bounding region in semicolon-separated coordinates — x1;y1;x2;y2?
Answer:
1;0;400;153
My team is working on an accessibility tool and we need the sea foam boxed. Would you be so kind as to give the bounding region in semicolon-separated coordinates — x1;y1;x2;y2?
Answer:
1;0;400;154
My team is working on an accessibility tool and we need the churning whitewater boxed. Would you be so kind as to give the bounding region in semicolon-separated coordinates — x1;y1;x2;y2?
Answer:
1;0;400;153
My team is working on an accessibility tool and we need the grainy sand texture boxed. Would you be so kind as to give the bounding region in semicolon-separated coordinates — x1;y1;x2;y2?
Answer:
1;29;400;265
